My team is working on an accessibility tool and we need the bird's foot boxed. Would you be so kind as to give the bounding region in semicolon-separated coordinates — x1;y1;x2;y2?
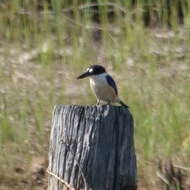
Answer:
96;99;100;105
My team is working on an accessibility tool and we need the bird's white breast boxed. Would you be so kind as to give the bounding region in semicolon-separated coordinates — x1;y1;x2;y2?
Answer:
90;73;107;88
89;73;117;102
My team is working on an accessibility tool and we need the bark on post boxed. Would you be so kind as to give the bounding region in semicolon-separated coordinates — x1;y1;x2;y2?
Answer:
48;105;137;190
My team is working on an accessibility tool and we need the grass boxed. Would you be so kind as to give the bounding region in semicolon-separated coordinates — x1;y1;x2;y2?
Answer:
0;0;190;189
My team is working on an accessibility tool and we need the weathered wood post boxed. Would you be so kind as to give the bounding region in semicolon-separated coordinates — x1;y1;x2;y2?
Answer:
48;105;137;190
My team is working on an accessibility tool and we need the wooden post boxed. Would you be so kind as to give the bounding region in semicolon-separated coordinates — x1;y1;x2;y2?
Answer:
48;105;137;190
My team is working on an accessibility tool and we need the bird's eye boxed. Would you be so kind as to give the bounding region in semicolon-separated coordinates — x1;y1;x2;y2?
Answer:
88;68;93;73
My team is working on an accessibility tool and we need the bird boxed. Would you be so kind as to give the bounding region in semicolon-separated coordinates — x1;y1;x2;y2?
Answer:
77;65;128;107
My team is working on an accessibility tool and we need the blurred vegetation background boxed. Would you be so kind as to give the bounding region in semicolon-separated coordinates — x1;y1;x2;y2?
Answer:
0;0;190;189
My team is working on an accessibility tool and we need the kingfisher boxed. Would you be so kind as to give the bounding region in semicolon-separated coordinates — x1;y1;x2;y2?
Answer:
77;65;128;107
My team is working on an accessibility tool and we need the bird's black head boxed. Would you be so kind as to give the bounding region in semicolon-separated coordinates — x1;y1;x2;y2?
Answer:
77;65;106;79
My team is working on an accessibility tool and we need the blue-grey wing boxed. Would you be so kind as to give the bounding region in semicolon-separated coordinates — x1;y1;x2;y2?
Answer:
106;75;118;95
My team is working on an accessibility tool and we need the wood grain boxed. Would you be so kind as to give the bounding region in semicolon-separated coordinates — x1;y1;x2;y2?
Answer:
48;105;137;190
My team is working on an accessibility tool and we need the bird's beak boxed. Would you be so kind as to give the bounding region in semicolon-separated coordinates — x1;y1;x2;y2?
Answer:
77;71;91;79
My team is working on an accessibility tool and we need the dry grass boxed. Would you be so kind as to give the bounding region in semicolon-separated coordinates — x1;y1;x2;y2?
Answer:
0;1;190;189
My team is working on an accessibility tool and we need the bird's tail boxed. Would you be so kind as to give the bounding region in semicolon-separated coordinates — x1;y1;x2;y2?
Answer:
118;99;129;108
